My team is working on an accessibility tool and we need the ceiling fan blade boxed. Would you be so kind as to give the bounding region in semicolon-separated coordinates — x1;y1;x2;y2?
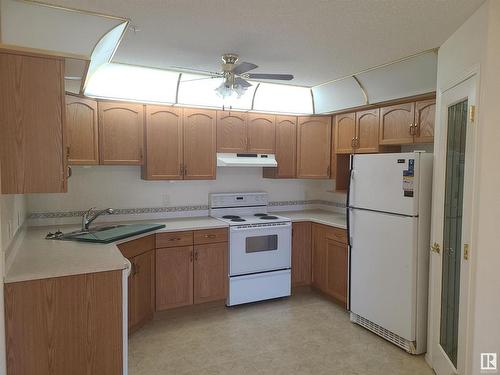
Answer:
247;73;294;81
234;77;252;88
181;77;218;83
169;65;222;76
232;62;258;75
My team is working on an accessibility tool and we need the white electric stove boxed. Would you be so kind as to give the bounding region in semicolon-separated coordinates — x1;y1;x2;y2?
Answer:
210;192;292;306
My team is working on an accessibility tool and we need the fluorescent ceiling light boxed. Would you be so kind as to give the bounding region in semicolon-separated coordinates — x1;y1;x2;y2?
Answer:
253;83;313;114
85;63;179;103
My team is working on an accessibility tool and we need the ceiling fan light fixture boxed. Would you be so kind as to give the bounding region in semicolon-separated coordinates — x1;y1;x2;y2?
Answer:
215;81;234;99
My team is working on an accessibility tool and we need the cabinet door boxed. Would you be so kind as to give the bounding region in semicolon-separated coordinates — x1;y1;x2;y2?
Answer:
129;250;155;333
335;113;355;154
379;102;415;145
296;116;332;178
356;108;380;153
0;52;66;193
414;99;436;144
143;105;182;179
183;108;217;180
98;102;144;165
193;242;228;304
217;111;247;152
311;224;328;292
247;113;275;153
156;246;193;310
325;239;348;308
66;95;99;165
292;222;312;287
276;116;297;178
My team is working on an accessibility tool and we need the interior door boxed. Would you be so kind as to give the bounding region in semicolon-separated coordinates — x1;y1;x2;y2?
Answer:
429;75;477;375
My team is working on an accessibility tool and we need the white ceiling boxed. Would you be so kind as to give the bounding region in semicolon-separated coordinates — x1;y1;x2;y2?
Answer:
41;0;483;86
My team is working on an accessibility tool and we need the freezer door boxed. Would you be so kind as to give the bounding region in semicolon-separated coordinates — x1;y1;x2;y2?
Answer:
349;153;420;216
350;208;418;341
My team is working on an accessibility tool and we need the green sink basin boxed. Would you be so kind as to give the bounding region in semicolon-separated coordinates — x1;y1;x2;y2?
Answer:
60;223;165;243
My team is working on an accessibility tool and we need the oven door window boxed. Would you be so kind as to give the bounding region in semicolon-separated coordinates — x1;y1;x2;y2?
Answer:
245;234;278;253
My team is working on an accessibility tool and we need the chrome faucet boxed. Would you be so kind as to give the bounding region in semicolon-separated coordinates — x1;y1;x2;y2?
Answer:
81;207;114;231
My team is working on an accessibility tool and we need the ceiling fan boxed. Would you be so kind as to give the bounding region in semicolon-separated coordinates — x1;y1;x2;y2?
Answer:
174;53;294;98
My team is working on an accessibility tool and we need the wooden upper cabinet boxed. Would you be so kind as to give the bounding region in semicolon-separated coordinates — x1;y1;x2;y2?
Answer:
335;113;356;154
275;116;297;178
65;95;99;165
183;108;216;180
98;102;144;165
296;116;332;179
379;102;415;145
156;246;194;311
0;51;67;193
356;108;380;153
193;242;228;304
247;113;276;153
217;111;247;152
143;105;182;180
414;99;436;143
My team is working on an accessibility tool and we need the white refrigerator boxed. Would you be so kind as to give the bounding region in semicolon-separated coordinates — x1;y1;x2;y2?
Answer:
348;152;433;354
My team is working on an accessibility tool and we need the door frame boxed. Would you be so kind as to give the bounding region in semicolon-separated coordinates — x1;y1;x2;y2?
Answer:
427;65;481;375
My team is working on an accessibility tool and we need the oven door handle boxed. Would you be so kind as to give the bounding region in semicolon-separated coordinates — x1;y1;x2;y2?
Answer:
230;222;291;231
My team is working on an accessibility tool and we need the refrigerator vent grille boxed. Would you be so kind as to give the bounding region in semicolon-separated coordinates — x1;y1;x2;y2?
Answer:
350;313;416;354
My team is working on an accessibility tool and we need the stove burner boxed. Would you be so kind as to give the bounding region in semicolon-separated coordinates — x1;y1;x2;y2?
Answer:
231;218;246;222
254;213;267;217
260;215;278;220
223;215;241;219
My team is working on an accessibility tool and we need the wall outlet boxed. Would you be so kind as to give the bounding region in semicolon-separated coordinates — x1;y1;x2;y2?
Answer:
162;193;170;206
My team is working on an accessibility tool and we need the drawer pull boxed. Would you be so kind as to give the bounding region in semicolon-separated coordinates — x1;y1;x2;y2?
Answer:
204;234;217;238
168;237;181;241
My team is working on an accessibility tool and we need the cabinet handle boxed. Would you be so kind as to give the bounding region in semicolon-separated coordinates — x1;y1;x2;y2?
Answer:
409;123;414;135
355;137;360;148
204;234;217;239
351;137;355;148
194;251;198;261
184;165;188;176
67;166;72;178
180;164;184;176
190;251;193;262
168;237;181;241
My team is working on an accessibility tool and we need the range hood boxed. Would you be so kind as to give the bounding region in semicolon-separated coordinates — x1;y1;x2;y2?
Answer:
217;153;278;167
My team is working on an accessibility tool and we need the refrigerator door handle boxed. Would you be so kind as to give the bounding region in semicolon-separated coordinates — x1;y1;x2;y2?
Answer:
346;154;354;247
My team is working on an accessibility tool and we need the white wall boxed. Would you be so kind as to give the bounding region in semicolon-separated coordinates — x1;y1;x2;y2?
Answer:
433;1;500;373
469;1;500;373
27;166;333;213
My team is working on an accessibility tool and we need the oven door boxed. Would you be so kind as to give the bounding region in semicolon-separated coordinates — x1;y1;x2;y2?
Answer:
229;222;291;276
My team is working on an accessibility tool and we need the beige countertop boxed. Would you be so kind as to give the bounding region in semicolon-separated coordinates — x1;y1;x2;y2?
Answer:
5;211;345;284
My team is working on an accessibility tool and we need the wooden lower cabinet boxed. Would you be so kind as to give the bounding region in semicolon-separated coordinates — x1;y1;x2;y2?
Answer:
325;238;348;306
5;271;123;375
156;245;194;310
292;222;312;287
194;242;228;304
311;223;348;308
128;250;155;333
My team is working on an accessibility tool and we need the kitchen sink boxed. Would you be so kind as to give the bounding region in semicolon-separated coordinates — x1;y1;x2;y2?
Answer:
47;223;165;243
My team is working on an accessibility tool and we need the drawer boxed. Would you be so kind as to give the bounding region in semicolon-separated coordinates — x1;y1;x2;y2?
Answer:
194;228;228;244
156;231;193;248
325;227;347;244
117;234;155;259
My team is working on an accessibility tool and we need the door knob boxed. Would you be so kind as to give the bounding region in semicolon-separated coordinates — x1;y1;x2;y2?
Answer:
431;242;440;254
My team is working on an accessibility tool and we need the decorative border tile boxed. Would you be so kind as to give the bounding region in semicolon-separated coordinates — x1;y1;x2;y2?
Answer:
28;200;346;220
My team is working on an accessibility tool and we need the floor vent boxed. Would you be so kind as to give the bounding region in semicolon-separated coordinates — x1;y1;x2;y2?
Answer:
350;313;416;354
